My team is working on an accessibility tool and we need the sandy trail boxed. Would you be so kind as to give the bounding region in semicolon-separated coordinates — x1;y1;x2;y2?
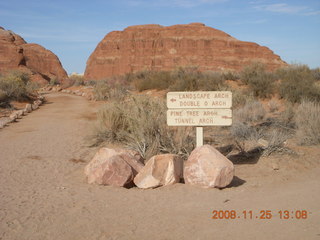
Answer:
0;93;319;240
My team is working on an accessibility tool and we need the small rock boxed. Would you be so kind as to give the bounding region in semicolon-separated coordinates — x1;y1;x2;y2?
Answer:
184;145;234;188
272;161;280;170
31;104;39;110
134;154;183;189
258;138;269;149
25;104;33;113
9;112;18;121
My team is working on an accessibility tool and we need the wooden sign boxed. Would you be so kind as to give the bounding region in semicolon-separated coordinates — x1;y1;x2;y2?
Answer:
167;109;232;126
166;91;233;147
167;91;232;109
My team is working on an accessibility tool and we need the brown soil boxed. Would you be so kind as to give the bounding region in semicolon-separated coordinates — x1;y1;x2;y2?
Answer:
0;92;319;240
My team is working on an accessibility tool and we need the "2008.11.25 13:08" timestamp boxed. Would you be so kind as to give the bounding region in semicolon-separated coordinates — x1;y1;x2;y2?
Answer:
211;210;311;220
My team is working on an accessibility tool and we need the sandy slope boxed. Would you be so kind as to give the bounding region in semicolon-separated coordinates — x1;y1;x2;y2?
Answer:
0;93;319;240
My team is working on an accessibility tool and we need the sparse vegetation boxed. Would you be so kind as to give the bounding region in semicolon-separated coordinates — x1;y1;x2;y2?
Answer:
240;63;275;98
49;77;59;86
233;100;266;123
93;79;128;101
69;74;85;86
92;95;194;159
295;100;320;145
278;65;320;103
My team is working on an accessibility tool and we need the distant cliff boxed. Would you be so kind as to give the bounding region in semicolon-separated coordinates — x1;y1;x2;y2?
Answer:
0;27;68;84
84;23;287;80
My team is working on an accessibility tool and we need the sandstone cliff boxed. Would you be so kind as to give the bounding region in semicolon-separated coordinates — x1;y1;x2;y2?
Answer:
84;23;287;80
0;27;68;84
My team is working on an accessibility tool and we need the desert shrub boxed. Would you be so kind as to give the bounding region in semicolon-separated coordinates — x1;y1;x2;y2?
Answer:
223;71;240;81
93;80;128;101
268;99;279;113
240;62;266;85
233;100;266;123
169;67;226;91
230;122;261;152
198;72;227;91
262;129;289;156
131;70;173;91
0;71;31;101
278;65;320;103
295;100;320;145
49;77;59;86
240;63;275;98
232;89;255;108
25;81;40;96
69;74;85;86
85;80;98;86
93;95;194;159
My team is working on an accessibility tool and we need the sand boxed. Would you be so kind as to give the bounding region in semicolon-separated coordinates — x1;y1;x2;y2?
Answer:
0;92;319;240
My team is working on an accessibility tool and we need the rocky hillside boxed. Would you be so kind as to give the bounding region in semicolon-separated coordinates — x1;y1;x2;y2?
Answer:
0;27;68;84
84;23;287;80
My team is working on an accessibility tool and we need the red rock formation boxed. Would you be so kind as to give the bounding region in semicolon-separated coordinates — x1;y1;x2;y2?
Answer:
0;27;68;84
84;23;287;80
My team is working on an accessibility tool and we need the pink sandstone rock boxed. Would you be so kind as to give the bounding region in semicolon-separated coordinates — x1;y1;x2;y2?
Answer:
0;27;68;85
184;145;234;188
84;148;144;187
84;23;287;80
134;154;183;189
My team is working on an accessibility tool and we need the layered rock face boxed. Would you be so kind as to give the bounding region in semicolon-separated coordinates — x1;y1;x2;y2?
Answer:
85;23;287;80
0;27;68;84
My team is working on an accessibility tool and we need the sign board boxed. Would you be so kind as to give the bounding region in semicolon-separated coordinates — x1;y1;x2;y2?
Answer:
167;91;232;109
167;109;232;126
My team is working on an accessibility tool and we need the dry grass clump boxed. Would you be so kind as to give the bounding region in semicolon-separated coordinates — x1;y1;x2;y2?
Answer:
295;100;320;145
93;79;128;101
0;71;38;105
233;100;266;123
278;65;320;103
92;95;194;159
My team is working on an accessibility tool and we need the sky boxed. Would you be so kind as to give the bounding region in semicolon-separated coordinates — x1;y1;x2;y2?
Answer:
1;0;319;74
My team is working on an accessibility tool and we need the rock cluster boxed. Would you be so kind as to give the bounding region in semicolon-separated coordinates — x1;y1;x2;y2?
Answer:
0;96;44;129
85;145;235;189
85;23;287;80
0;27;68;85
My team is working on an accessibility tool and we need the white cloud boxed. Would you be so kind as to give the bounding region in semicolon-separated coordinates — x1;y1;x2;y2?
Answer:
254;3;320;16
124;0;228;8
254;3;307;14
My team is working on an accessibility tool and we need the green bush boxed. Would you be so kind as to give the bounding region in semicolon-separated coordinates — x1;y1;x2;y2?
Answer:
278;65;320;103
295;100;320;145
93;80;128;101
92;95;194;159
0;71;32;101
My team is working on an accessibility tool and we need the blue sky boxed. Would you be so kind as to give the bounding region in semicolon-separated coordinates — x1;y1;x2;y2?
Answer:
1;0;319;74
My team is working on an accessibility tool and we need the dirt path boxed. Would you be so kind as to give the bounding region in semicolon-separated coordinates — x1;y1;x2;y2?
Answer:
0;93;319;240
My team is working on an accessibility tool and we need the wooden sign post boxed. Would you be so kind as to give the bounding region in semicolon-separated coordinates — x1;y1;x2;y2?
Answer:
166;91;232;147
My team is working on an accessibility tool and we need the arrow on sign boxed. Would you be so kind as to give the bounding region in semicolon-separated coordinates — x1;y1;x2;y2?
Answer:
170;98;177;102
